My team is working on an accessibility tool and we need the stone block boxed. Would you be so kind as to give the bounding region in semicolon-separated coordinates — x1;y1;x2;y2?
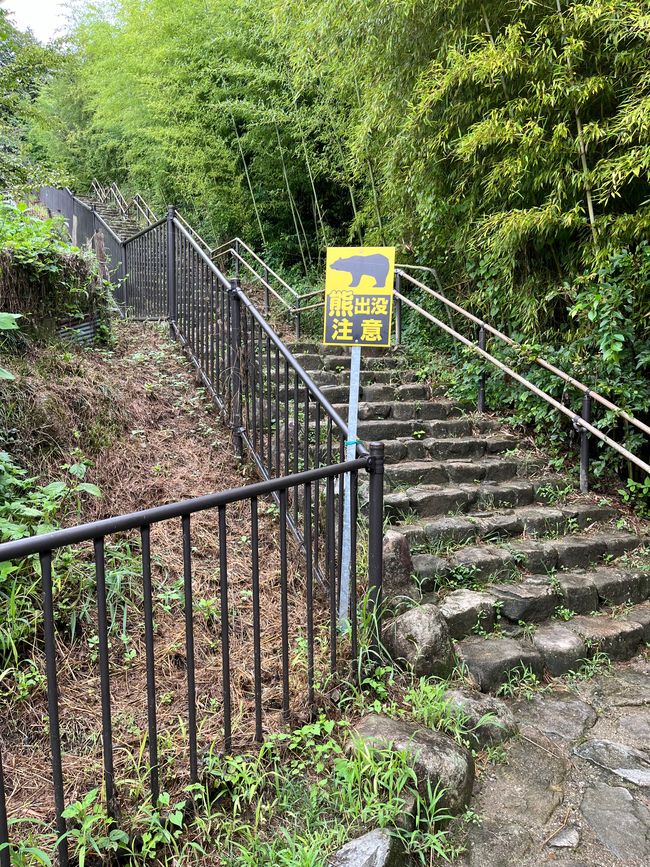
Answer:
439;589;496;639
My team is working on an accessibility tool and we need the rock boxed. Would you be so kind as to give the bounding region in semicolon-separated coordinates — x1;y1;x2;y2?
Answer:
473;513;523;540
444;688;517;749
455;636;543;692
423;516;477;546
507;540;557;574
617;710;650;748
622;600;650;642
565;615;644;660
439;589;496;639
547;825;580;848
580;783;650;862
328;829;402;867
382;530;415;598
573;739;650;786
555;571;599;615
532;623;586;676
519;506;565;536
382;604;455;678
486;580;558;622
513;696;597;742
466;819;534;867
589;567;646;605
352;714;474;812
448;546;511;581
552;537;607;569
411;554;449;592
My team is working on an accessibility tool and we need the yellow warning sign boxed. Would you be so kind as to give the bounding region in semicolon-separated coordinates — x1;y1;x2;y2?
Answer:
323;246;395;347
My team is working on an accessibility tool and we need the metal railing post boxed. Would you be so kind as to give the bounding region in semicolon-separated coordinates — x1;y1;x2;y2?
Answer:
122;240;128;312
230;280;244;459
580;392;591;494
294;296;301;338
264;265;270;316
367;442;384;662
167;206;176;335
234;239;240;280
395;272;402;345
478;324;486;412
0;741;9;867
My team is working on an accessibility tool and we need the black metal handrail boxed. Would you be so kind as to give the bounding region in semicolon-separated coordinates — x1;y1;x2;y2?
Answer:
394;279;650;484
0;452;384;867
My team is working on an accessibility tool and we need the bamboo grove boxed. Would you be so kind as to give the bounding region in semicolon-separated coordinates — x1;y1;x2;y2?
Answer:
5;0;650;454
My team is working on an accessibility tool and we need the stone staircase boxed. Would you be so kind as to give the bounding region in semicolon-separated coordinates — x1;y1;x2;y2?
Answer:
77;195;144;239
290;339;650;693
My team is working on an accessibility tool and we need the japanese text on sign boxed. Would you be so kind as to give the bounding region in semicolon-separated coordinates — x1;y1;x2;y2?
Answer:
323;246;395;347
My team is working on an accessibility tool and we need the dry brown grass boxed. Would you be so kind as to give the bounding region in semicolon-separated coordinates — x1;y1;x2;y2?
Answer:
1;321;336;836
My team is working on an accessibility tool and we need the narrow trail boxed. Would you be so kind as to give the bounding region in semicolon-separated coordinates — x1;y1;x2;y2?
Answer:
2;321;324;827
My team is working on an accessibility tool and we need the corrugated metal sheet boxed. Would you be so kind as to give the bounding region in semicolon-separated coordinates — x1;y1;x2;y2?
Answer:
58;317;99;345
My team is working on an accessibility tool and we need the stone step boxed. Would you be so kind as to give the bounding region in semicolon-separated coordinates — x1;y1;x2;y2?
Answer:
396;501;618;550
357;417;481;442
385;477;568;521
385;456;522;489
319;383;430;403
312;368;418;386
455;598;650;692
383;433;519;464
411;531;641;593
310;400;461;423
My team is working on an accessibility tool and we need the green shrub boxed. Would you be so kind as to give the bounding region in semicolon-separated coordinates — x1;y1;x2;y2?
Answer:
0;202;111;334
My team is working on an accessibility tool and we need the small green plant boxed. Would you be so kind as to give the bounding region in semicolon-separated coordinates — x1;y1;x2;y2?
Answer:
554;605;577;622
517;620;537;640
485;744;509;765
412;429;427;440
61;788;129;867
0;312;21;381
618;477;650;518
566;652;612;682
496;663;542;700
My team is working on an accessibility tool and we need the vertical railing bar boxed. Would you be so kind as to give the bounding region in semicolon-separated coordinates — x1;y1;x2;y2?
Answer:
367;443;385;662
279;488;290;722
93;537;115;809
40;551;68;867
314;402;321;579
266;337;272;474
275;348;281;478
293;375;299;527
0;742;10;867
182;515;198;783
218;505;233;752
251;316;258;457
140;525;159;802
284;360;290;479
326;476;336;675
303;482;314;709
250;498;263;742
350;469;359;677
580;392;591;494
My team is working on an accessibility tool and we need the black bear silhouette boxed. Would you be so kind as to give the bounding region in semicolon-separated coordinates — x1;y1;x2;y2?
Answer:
330;253;390;289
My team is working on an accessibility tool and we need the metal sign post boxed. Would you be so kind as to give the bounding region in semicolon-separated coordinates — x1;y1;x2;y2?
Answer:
322;246;395;630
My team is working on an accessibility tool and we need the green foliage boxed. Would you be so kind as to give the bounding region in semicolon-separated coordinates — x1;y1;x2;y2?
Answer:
26;3;650;486
61;788;129;867
0;450;116;671
0;7;60;193
0;202;112;332
0;309;20;380
190;715;457;864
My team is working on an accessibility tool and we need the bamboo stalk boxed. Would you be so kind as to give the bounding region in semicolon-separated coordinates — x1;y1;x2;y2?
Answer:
275;121;310;273
225;98;267;248
555;0;598;242
353;80;385;243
